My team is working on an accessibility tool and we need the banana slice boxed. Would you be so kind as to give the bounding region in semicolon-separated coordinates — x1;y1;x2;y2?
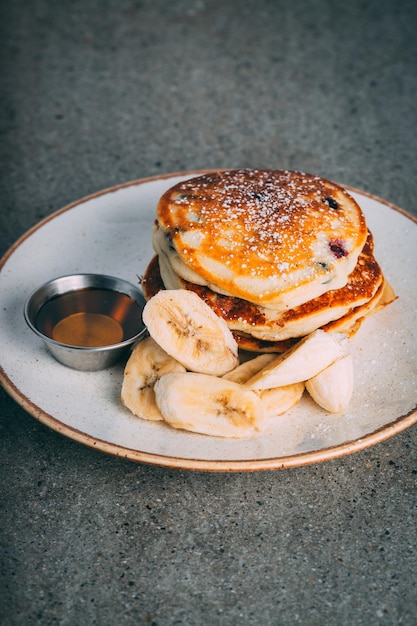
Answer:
142;289;239;376
154;372;265;438
223;353;276;383
306;353;353;413
224;354;304;418
121;336;186;421
247;330;348;390
257;382;305;418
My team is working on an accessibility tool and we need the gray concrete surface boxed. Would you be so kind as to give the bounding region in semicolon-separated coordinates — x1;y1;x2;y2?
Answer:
1;1;416;624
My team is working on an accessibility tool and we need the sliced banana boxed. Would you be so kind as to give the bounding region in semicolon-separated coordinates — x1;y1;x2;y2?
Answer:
306;353;353;413
223;353;276;383
142;289;239;376
247;330;348;390
121;336;186;421
154;372;265;438
257;382;305;419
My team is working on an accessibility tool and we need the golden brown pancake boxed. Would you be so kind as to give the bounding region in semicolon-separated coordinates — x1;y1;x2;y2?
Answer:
143;231;382;339
141;230;390;352
232;283;385;352
155;169;368;311
142;253;384;353
233;279;395;351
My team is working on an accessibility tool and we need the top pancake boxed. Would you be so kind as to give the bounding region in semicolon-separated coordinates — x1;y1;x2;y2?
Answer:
156;169;368;311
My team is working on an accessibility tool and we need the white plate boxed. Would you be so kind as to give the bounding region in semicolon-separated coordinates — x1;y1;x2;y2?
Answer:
1;172;416;471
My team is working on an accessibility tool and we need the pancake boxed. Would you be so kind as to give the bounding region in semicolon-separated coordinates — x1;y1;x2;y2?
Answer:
143;230;382;341
232;280;385;353
224;278;395;352
155;169;368;311
142;254;391;352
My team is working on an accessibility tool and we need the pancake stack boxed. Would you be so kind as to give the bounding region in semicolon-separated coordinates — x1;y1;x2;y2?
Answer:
142;169;395;352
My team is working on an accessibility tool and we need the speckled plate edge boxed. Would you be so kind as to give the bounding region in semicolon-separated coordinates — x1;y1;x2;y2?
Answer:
1;170;416;472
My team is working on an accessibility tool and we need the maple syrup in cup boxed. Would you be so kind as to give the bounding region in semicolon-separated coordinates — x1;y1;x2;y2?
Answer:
52;311;123;347
24;274;147;370
37;288;134;347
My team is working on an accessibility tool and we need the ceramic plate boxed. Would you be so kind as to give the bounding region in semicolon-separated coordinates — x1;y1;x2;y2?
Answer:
1;172;416;471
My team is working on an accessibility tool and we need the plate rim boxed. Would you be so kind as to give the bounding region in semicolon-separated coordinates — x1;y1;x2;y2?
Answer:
1;170;417;471
2;371;417;471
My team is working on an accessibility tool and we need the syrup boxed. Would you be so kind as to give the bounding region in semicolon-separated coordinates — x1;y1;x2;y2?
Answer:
52;312;123;347
36;288;143;347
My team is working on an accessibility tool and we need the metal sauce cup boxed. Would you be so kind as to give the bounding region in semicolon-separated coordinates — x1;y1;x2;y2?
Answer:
24;274;147;370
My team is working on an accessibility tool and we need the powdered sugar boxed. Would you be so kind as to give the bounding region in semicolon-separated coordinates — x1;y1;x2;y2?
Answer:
157;169;368;309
